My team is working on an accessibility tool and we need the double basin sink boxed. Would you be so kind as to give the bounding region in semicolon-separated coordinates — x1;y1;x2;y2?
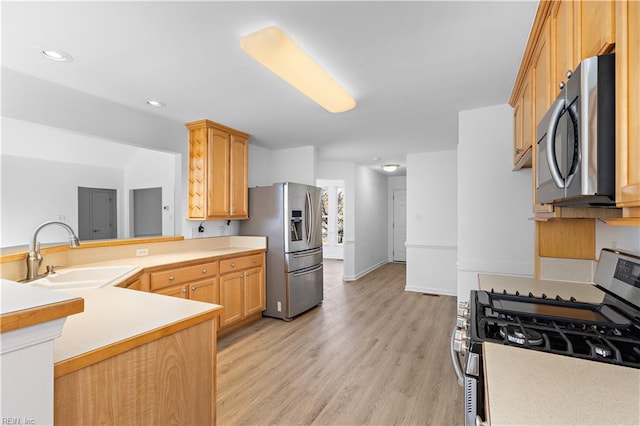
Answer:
30;264;138;290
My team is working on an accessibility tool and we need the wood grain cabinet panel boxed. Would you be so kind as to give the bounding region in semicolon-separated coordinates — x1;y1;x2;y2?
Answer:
616;0;640;215
186;119;250;220
551;0;577;98
218;253;266;332
578;0;615;58
55;320;216;425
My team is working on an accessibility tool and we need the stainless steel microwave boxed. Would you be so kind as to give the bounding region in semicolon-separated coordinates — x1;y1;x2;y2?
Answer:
536;53;616;207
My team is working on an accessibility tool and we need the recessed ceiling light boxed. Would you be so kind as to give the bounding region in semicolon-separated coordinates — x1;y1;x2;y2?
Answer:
146;100;166;108
41;49;73;62
381;164;400;172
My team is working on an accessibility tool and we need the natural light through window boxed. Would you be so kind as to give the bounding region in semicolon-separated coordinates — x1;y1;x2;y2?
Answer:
321;186;344;246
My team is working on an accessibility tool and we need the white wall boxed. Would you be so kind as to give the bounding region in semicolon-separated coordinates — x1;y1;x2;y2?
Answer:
596;221;640;255
457;104;534;301
1;156;125;246
0;119;179;246
406;150;458;295
353;165;389;279
124;149;177;237
387;176;407;261
269;146;317;186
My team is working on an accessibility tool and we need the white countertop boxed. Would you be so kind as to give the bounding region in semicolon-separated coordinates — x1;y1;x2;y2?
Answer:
1;278;79;316
484;343;640;425
53;285;221;363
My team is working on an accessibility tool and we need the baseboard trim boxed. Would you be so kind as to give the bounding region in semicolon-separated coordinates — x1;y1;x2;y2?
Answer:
342;260;387;281
405;285;456;297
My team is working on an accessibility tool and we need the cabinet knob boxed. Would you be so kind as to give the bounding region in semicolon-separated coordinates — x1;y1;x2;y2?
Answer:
191;286;196;291
566;69;572;79
559;81;565;89
169;276;175;281
252;259;257;264
202;269;207;274
246;272;250;277
231;263;236;268
240;274;244;278
181;288;187;294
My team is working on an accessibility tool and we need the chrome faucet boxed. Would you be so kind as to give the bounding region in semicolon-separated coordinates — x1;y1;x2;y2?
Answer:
25;221;80;281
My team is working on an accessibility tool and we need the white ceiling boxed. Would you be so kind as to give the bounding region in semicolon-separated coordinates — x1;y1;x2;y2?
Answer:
1;1;537;175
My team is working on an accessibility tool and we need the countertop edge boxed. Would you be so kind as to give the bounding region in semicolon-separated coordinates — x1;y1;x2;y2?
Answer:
0;297;85;333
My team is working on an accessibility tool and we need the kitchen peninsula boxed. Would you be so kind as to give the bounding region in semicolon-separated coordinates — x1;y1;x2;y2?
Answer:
0;235;266;424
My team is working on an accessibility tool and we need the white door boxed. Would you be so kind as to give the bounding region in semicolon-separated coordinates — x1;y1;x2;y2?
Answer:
393;189;407;262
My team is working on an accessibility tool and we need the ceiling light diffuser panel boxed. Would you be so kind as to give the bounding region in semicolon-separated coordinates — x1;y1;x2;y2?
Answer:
240;26;356;113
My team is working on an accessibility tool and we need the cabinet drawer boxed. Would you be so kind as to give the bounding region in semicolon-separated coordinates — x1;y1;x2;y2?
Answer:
220;254;263;274
149;261;218;290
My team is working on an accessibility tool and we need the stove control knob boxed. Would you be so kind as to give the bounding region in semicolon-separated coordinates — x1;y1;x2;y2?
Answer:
454;329;467;342
456;316;468;329
453;338;469;353
457;305;469;317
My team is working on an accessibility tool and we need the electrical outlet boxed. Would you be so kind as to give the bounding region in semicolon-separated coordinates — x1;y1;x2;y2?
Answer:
136;248;149;256
277;301;282;312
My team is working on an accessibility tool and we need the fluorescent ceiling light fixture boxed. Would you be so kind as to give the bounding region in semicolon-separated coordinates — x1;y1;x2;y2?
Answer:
381;164;399;172
146;100;166;107
240;26;356;113
41;49;73;62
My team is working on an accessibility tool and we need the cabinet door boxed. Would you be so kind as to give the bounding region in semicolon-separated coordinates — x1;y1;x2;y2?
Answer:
616;0;640;210
187;126;208;219
514;71;533;167
243;267;265;317
533;18;552;132
552;0;577;98
189;278;219;304
208;127;231;218
154;283;188;299
579;0;615;58
230;135;248;218
219;273;244;327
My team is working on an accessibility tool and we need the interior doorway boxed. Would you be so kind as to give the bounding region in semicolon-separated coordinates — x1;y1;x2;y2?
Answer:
132;187;162;237
393;189;407;262
78;187;117;240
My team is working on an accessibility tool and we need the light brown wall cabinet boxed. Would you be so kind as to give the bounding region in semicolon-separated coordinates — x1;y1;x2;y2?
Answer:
615;0;640;222
510;0;638;274
186;119;250;220
218;253;265;334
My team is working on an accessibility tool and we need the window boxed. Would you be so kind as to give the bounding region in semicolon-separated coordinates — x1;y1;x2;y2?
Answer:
320;185;344;246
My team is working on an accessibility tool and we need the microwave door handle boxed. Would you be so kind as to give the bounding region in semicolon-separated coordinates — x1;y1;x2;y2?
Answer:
564;103;580;188
546;98;567;189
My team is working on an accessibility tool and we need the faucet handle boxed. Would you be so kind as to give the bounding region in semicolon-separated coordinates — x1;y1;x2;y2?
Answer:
46;265;62;274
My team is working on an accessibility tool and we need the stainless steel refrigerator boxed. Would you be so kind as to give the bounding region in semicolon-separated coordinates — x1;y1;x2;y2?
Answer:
239;182;323;320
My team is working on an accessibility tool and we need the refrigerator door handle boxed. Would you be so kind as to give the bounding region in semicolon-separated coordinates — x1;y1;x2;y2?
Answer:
292;248;323;258
293;264;323;277
305;189;312;246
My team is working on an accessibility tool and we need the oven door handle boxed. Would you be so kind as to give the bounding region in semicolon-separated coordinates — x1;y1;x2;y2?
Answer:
450;326;465;387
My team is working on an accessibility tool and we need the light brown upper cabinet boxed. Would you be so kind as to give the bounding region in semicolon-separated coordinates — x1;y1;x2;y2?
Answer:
551;0;578;98
186;119;250;220
578;0;615;59
513;70;533;169
615;0;640;220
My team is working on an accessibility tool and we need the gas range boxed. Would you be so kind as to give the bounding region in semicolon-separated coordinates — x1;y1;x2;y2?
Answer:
451;248;640;426
470;288;640;368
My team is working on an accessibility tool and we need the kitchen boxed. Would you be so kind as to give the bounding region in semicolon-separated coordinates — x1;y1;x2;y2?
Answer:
2;1;640;425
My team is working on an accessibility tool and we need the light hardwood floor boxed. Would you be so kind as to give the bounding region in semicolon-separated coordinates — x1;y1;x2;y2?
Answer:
217;259;464;425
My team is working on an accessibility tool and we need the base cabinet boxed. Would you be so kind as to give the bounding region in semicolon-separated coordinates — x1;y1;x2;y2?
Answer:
218;253;266;333
55;320;217;425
